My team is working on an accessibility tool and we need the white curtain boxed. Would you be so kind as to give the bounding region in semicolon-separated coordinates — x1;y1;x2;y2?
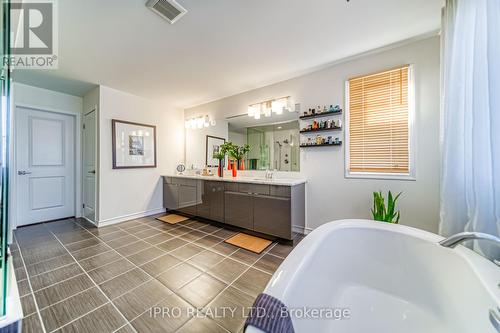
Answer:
440;0;500;246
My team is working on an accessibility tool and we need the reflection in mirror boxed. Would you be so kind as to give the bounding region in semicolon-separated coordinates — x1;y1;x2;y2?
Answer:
227;114;300;172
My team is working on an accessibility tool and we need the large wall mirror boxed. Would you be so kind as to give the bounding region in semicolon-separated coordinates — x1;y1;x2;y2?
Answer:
185;103;301;172
228;114;300;171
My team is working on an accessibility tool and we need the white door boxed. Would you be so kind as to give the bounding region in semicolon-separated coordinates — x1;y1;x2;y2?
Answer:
16;107;76;226
83;110;96;222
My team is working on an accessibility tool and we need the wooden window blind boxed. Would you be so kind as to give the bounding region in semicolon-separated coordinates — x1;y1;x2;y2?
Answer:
348;65;410;174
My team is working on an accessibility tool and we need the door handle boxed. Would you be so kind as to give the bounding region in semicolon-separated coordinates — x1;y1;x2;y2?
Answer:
17;171;32;176
88;170;96;174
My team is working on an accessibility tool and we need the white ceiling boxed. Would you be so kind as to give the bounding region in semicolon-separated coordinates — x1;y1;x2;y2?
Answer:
13;0;443;107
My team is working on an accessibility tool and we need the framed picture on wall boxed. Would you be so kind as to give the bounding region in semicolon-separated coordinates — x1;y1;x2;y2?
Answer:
206;135;226;167
112;119;157;169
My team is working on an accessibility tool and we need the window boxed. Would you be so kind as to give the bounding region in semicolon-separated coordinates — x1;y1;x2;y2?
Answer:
345;65;415;180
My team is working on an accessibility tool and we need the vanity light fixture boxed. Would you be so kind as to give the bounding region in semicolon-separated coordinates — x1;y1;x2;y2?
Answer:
185;115;216;130
248;96;292;120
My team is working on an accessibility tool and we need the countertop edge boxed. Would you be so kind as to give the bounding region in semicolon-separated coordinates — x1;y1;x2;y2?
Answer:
162;174;307;186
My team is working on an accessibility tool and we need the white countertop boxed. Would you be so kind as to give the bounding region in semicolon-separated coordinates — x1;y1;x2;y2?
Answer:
163;173;307;186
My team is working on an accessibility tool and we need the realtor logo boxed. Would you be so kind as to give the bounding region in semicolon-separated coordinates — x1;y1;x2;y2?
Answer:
5;0;58;69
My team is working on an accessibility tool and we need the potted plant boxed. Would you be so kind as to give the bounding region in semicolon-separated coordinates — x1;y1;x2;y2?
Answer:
229;144;250;171
219;142;235;172
371;191;402;224
213;150;226;177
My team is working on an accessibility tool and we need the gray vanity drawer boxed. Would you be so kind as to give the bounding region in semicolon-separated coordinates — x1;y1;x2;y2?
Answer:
238;183;270;195
270;185;291;197
172;178;197;187
164;177;173;184
224;182;239;192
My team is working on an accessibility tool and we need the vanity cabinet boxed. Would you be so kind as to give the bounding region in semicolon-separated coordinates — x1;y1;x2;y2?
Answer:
198;181;224;222
224;191;254;229
163;176;305;240
163;177;197;215
253;195;292;239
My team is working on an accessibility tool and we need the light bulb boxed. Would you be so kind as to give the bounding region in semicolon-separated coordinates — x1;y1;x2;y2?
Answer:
248;106;255;117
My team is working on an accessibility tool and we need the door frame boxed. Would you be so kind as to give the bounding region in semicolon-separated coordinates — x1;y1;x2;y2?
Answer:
9;103;82;230
82;107;98;225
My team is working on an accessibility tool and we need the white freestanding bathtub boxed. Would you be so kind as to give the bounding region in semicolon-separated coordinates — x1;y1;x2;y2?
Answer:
246;220;500;333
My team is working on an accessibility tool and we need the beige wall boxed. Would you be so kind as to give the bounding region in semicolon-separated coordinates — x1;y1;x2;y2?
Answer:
98;86;185;225
185;36;441;233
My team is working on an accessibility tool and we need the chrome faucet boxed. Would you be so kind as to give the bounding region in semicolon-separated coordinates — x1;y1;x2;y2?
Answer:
439;232;500;248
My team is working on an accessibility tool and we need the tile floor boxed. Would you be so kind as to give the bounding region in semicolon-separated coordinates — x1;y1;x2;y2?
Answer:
11;215;302;333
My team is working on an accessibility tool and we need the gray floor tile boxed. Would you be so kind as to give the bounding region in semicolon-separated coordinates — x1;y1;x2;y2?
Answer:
170;243;204;261
20;294;37;317
30;263;84;291
143;232;175;245
104;234;139;249
206;287;256;333
72;243;112;261
194;235;223;248
178;317;229;333
114;324;136;333
232;268;271;297
55;303;127;333
79;250;121;271
22;244;68;266
156;263;202;291
99;268;151;300
179;230;208;242
267;242;294;258
88;226;121;237
17;279;31;297
14;267;27;281
177;274;226;308
97;230;130;242
113;279;172;320
133;228;161;239
126;246;165;266
34;274;94;309
23;313;44;333
65;237;102;252
56;230;95;244
88;258;135;284
188;251;225;271
25;254;75;276
139;254;181;277
39;287;107;331
130;293;193;332
157;238;189;252
115;240;151;257
207;258;249;284
253;254;284;274
229;249;263;265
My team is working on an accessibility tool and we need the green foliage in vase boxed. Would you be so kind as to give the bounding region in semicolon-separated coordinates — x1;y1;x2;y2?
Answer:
371;191;402;224
221;142;250;161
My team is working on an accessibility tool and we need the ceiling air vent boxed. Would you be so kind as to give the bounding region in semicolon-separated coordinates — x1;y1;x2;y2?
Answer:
146;0;187;24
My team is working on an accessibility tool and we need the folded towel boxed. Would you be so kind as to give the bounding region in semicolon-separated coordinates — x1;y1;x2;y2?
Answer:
244;293;295;333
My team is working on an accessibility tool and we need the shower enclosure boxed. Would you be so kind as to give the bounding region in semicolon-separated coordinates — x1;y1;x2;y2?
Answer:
0;0;11;319
245;122;300;172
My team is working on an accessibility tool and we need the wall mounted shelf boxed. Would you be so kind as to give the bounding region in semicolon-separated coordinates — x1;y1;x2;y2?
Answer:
299;110;342;120
300;142;342;148
300;127;342;134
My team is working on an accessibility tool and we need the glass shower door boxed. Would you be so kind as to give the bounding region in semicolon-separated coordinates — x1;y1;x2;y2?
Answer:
0;0;11;317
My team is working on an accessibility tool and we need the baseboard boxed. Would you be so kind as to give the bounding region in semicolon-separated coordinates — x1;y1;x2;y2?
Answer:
292;225;314;235
97;208;166;227
82;217;98;227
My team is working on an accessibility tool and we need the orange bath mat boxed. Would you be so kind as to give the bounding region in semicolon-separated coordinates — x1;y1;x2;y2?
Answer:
225;233;272;254
156;214;190;224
